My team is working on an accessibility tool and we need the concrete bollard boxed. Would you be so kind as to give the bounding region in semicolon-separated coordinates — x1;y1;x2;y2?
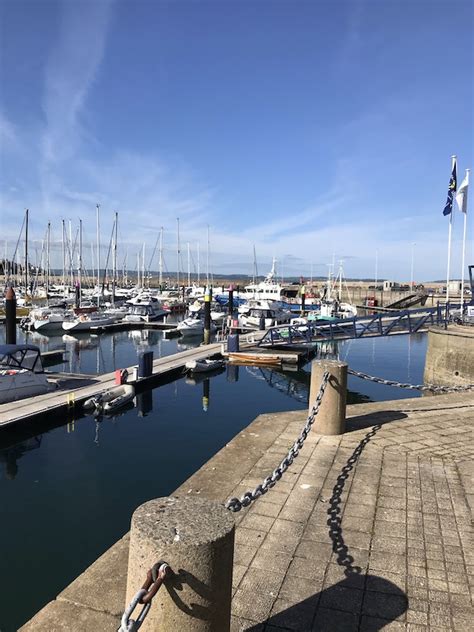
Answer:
5;286;17;345
126;496;235;631
308;359;347;435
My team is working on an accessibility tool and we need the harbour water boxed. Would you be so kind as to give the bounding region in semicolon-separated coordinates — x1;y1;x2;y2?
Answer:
0;329;427;631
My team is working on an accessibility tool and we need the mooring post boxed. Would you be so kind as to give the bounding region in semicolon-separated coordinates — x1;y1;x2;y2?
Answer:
309;359;347;435
204;289;211;344
126;496;235;631
5;286;17;345
228;285;234;321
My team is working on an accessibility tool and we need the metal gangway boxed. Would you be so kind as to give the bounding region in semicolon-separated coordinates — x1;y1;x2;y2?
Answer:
257;304;458;348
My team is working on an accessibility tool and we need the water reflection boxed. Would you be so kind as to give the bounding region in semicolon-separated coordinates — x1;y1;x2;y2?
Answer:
0;436;42;480
245;366;372;406
136;390;153;417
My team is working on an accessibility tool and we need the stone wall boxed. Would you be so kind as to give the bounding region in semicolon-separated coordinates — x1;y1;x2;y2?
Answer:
424;325;474;385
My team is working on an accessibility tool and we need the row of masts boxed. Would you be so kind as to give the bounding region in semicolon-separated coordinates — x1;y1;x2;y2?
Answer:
3;207;215;299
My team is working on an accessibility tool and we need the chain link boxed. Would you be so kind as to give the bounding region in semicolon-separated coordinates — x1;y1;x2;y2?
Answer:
118;563;170;632
225;371;330;512
348;368;474;393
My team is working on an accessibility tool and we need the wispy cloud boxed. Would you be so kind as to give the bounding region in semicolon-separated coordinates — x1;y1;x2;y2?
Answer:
40;0;113;208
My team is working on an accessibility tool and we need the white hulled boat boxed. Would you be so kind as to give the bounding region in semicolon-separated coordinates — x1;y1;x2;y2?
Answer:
0;344;56;404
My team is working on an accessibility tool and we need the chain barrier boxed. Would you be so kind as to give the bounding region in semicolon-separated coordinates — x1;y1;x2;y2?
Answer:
225;371;330;512
118;562;171;632
348;368;474;393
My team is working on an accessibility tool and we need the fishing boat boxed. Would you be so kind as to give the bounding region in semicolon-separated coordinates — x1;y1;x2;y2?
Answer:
215;258;284;304
185;358;225;373
0;344;57;403
83;384;135;415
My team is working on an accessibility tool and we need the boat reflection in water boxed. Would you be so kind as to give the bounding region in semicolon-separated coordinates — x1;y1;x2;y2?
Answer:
0;436;42;480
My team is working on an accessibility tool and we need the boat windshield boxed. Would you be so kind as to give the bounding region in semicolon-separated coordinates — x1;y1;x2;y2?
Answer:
0;345;44;373
130;305;150;315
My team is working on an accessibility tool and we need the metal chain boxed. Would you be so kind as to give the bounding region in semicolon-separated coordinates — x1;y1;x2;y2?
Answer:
225;371;330;512
118;563;170;632
348;368;474;393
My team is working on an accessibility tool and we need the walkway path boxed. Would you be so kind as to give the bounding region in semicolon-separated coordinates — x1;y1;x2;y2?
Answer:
21;391;474;631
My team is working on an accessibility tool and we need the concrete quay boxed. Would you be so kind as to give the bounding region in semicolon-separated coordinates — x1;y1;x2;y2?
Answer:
21;391;474;631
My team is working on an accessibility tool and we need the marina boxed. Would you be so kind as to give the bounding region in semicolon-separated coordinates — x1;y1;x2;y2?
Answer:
0;323;448;631
1;1;472;630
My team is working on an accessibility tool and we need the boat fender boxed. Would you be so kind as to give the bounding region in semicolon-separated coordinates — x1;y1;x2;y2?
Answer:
120;368;128;383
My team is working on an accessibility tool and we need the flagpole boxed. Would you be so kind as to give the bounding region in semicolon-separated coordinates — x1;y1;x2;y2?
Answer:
460;168;470;306
445;155;456;305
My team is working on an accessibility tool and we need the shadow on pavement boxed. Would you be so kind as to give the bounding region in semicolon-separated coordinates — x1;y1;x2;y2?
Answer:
345;410;407;432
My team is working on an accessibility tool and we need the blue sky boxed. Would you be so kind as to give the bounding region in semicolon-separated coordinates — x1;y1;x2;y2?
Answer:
0;0;472;281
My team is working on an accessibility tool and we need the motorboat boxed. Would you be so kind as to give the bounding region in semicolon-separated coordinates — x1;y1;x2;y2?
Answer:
21;307;67;333
0;344;56;404
239;305;292;329
124;303;168;323
83;384;135;415
177;317;216;337
62;312;117;332
185;358;225;373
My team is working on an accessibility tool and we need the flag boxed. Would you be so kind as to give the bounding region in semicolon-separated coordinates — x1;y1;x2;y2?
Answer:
443;161;457;216
456;170;469;213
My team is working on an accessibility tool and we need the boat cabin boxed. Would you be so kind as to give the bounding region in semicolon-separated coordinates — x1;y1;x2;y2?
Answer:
0;344;44;374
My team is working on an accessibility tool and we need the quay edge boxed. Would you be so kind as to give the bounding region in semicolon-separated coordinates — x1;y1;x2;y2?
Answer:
19;390;474;631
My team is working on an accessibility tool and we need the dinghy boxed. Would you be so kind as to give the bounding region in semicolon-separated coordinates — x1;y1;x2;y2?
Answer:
185;358;225;373
83;384;135;414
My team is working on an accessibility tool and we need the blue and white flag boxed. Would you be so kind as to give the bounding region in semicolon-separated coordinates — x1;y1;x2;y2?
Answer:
456;170;469;214
443;160;457;216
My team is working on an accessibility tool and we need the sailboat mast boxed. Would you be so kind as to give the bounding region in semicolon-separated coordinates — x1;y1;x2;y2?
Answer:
96;204;100;306
78;218;83;305
176;217;180;288
62;219;66;297
339;261;343;300
46;222;51;298
24;208;29;294
158;227;163;286
197;242;200;286
112;211;118;304
69;219;74;289
187;242;190;287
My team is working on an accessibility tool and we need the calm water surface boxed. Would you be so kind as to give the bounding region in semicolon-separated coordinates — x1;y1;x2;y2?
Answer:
0;328;427;630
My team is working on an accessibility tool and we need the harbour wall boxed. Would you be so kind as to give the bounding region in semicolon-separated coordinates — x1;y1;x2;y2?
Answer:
424;325;474;385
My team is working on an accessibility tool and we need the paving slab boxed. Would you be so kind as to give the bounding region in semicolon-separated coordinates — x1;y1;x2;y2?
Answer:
20;390;474;631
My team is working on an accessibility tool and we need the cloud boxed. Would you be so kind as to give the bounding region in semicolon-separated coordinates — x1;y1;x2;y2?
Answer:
40;0;113;209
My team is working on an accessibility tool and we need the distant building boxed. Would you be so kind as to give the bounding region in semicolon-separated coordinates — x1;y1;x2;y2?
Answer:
448;281;462;293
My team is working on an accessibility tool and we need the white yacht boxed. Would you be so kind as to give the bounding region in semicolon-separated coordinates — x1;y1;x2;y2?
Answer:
177;317;216;337
0;344;56;404
31;307;67;333
62;312;117;332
